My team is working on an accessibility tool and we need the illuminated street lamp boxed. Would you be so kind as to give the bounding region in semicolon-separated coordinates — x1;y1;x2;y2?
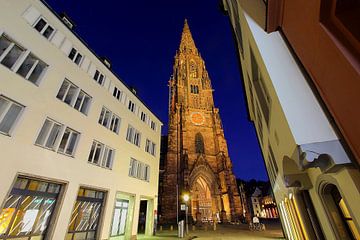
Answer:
183;194;190;235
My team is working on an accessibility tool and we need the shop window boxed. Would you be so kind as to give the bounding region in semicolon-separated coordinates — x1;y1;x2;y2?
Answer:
67;187;105;240
110;200;129;236
0;176;61;239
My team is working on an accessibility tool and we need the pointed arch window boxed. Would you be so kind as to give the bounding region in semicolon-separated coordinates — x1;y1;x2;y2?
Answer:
195;133;205;154
190;61;198;78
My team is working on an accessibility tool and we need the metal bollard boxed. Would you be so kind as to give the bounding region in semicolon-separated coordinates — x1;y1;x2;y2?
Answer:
160;226;163;231
192;225;196;231
170;225;173;231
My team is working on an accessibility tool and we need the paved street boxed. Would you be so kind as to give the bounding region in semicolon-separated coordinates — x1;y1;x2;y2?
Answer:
138;222;284;240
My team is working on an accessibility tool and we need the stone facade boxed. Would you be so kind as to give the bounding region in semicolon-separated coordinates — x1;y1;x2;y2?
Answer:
160;20;242;224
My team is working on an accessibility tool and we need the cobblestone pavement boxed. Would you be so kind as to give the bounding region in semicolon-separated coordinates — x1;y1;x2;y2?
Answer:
138;222;285;240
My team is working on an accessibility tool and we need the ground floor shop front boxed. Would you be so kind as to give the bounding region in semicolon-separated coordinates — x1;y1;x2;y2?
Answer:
0;173;157;240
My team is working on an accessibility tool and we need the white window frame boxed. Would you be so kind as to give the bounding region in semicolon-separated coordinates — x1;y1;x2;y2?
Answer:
0;95;24;136
35;118;79;156
128;100;135;113
56;79;92;115
88;140;114;169
33;17;56;40
68;47;83;65
113;86;122;101
128;158;150;182
98;107;120;134
145;139;156;156
93;69;105;85
126;125;141;147
0;33;47;85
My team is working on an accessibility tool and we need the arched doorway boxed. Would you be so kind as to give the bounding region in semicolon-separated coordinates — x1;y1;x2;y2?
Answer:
190;176;213;222
321;183;360;239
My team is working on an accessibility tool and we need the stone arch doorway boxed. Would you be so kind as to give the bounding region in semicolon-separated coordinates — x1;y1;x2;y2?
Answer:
188;161;221;223
190;176;212;222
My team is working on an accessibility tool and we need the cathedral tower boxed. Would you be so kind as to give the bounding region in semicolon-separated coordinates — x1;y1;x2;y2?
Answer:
160;20;242;224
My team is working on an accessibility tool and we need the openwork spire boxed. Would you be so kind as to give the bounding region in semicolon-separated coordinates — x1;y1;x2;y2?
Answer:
179;19;198;54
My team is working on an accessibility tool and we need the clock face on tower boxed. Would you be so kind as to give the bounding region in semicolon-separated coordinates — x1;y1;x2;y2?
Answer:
190;112;205;125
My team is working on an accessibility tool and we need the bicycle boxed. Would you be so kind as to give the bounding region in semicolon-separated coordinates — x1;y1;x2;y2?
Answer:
249;222;265;231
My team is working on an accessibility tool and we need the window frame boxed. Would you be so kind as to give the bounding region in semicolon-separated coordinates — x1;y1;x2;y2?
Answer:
56;79;92;115
35;118;80;157
0;33;48;85
93;70;105;86
0;95;24;136
68;47;83;65
33;17;56;40
88;140;114;169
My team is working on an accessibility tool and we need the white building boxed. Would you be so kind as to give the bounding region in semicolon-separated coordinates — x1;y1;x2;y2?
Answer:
0;1;162;239
223;0;360;239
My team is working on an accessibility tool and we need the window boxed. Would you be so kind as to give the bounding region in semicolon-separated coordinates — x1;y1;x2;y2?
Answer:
35;118;80;156
0;34;47;85
111;200;129;237
93;70;105;85
128;158;150;181
126;125;141;147
0;177;61;239
128;100;135;113
320;0;360;57
251;48;271;126
190;61;198;78
88;140;114;169
113;87;122;101
255;102;264;146
33;17;55;40
190;85;199;94
322;184;360;239
0;96;24;135
150;120;156;131
67;188;105;240
56;79;92;115
98;107;120;134
195;133;205;154
68;47;82;65
141;112;146;122
268;145;278;185
145;139;156;156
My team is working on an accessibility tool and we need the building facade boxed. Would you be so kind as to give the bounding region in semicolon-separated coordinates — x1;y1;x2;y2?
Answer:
0;1;162;240
160;20;242;224
223;0;360;239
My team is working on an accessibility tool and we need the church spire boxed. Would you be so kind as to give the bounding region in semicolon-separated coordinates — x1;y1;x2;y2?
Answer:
179;19;198;54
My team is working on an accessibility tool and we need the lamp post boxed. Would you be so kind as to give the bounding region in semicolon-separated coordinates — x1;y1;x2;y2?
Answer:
183;194;190;235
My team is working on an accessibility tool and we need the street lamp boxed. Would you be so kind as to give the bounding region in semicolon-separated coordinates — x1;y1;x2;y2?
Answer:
183;194;190;235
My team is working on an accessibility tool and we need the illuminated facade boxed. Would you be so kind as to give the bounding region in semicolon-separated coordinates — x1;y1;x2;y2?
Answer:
223;0;360;239
0;1;162;240
159;20;242;224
